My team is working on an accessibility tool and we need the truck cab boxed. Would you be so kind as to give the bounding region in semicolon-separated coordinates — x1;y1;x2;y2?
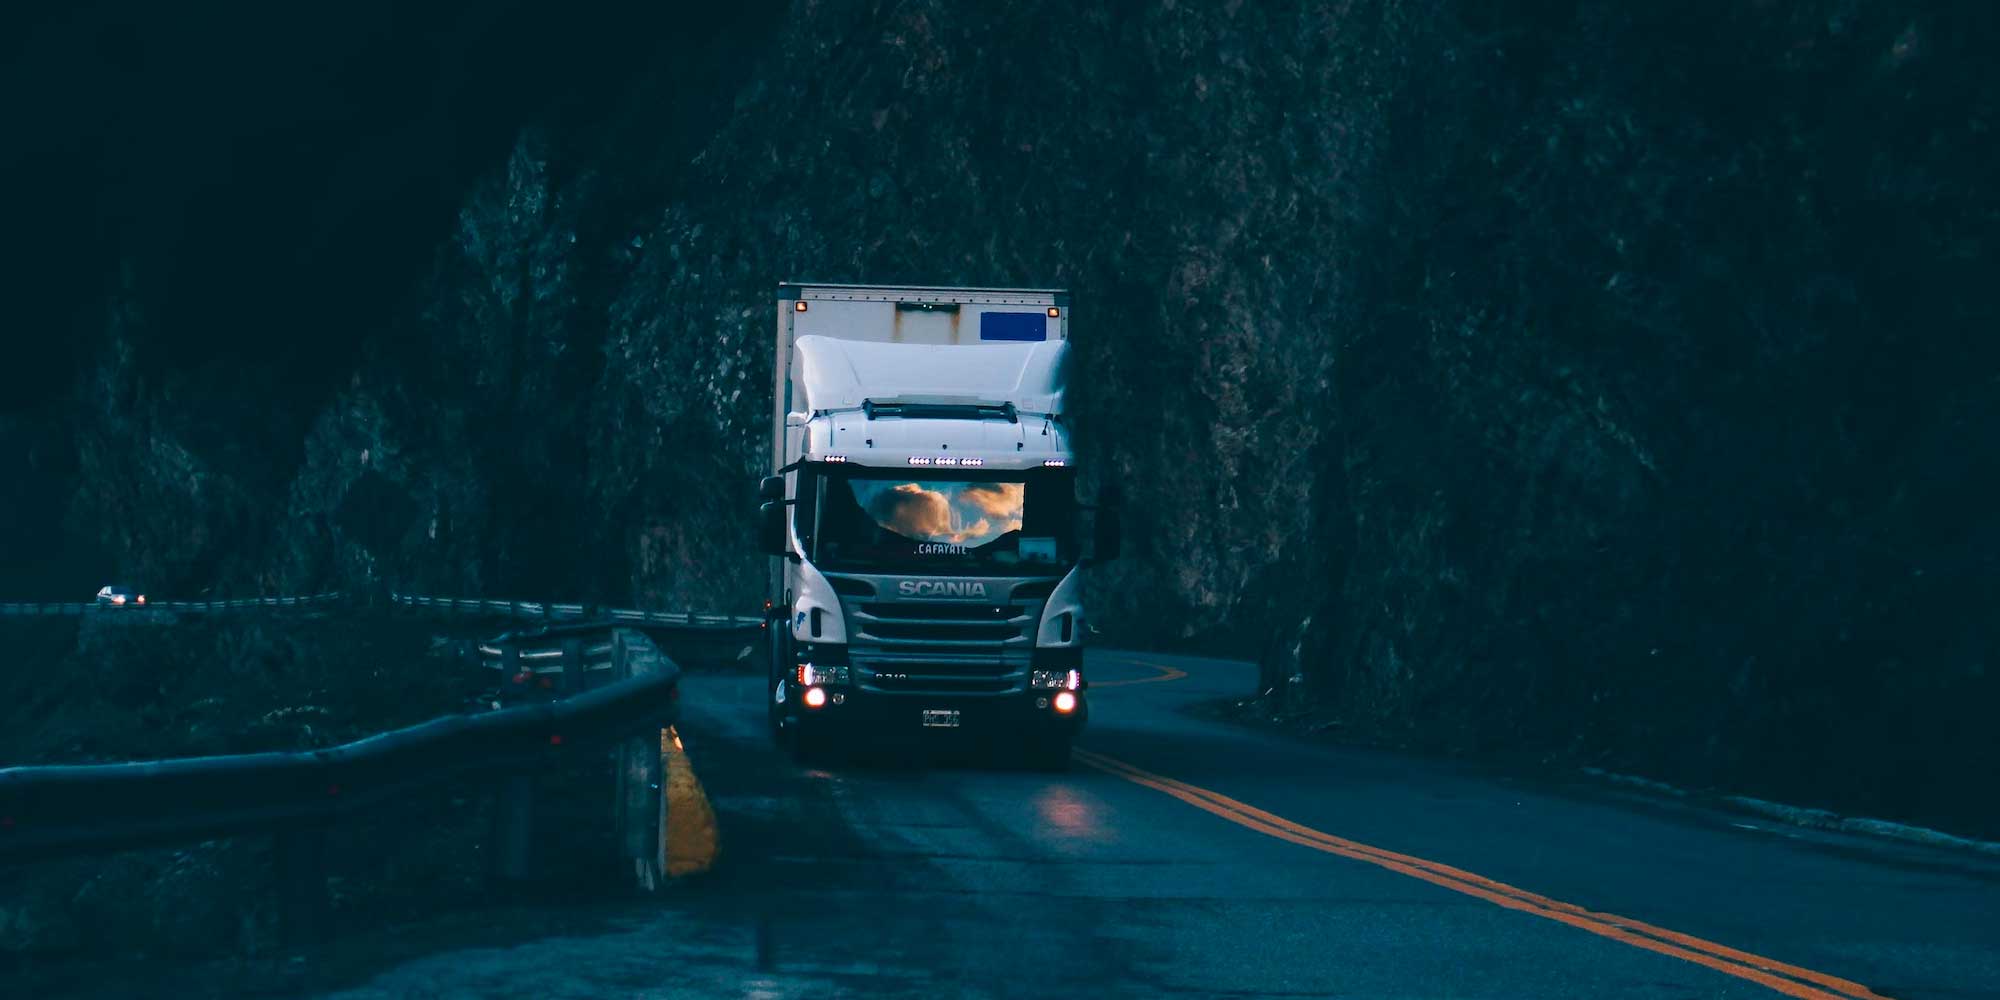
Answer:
758;284;1117;768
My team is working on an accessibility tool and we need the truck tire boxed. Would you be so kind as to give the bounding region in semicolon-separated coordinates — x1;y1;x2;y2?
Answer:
767;624;790;747
1023;733;1074;772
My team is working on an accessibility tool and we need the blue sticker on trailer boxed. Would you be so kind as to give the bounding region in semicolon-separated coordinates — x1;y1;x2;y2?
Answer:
979;311;1047;342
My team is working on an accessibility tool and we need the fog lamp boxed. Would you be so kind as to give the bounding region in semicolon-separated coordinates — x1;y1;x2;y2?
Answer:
1052;691;1078;714
803;686;829;709
797;663;849;686
1030;668;1082;690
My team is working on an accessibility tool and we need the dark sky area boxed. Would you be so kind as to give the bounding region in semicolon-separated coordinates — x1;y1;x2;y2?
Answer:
0;0;747;414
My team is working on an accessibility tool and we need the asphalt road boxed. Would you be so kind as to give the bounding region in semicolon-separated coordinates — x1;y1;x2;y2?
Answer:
323;650;2000;1000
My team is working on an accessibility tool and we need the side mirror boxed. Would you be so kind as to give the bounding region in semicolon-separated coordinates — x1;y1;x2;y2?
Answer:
758;501;789;556
758;475;785;502
1093;507;1122;562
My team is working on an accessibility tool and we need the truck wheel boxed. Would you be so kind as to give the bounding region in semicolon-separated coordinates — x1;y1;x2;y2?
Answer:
1024;734;1074;772
767;625;791;746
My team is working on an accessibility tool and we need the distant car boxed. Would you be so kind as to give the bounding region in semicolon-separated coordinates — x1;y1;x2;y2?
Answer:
95;585;146;607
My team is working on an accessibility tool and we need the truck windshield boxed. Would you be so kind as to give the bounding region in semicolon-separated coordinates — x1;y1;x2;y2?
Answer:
806;467;1077;575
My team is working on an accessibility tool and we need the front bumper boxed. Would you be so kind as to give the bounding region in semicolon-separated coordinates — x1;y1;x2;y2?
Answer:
779;682;1086;738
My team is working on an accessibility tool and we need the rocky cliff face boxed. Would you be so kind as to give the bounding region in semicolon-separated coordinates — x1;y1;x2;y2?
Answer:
229;0;1382;628
7;1;1996;830
1303;2;1999;832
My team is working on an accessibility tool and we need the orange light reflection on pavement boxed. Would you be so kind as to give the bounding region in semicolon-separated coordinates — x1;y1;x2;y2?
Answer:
1034;785;1107;841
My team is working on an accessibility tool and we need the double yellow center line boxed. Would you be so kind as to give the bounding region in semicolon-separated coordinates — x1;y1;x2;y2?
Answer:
1089;660;1187;688
1074;748;1893;1000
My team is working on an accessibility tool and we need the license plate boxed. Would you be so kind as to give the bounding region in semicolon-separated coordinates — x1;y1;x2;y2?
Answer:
921;709;961;728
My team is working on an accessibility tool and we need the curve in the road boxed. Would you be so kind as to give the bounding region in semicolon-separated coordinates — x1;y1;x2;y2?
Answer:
1073;745;1895;1000
1088;659;1188;688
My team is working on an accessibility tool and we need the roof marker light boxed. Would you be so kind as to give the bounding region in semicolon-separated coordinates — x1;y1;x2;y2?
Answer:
1042;459;1068;468
794;300;808;312
1047;307;1061;318
960;457;984;467
823;455;848;463
908;457;933;466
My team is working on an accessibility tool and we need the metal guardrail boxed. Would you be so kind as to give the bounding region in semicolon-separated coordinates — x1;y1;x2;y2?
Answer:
389;593;763;630
0;625;681;936
0;591;763;635
0;592;346;616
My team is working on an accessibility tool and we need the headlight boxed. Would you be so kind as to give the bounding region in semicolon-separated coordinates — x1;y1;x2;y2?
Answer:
1030;668;1081;690
797;663;850;686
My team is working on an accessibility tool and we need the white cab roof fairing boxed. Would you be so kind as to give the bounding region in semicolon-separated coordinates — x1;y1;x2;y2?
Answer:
793;336;1069;416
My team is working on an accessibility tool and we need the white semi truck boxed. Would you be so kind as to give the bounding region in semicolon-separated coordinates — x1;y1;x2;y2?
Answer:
757;283;1119;768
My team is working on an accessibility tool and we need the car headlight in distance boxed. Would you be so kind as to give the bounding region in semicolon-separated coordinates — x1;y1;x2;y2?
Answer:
797;663;850;686
1030;668;1082;690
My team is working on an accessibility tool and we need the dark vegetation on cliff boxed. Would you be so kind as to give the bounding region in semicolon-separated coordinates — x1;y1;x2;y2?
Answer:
0;615;490;959
3;2;1995;832
0;616;473;766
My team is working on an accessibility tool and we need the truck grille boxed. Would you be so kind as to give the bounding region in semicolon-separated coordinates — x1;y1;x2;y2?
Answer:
846;596;1041;695
857;602;1014;621
864;661;1016;695
866;621;1020;642
851;603;1033;648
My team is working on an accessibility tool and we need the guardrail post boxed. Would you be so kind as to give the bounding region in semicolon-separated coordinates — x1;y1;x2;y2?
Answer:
488;637;537;885
561;637;584;694
492;776;536;883
611;630;668;891
274;825;330;945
